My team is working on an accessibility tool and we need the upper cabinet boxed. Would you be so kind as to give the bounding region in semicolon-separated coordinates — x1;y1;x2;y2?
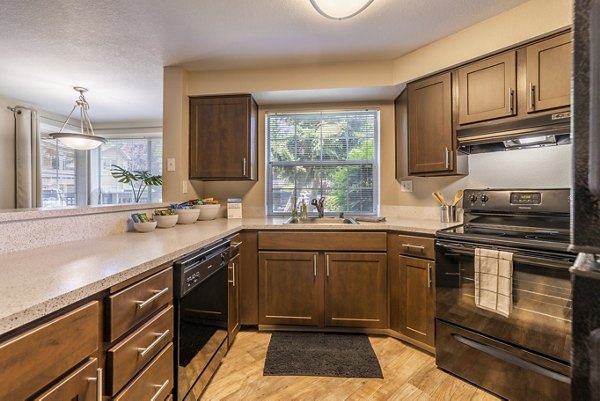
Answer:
456;31;572;126
526;32;572;113
458;51;517;125
189;94;258;181
407;72;455;174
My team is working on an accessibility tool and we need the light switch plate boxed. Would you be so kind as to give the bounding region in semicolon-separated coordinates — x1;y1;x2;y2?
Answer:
182;180;188;194
167;158;176;172
401;180;413;193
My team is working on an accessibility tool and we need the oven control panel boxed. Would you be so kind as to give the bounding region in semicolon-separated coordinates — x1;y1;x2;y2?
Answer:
174;241;231;297
462;188;570;214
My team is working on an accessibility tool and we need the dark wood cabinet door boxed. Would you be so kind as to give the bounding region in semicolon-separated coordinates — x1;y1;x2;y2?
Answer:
399;256;435;347
228;253;241;345
324;252;387;328
239;231;259;325
407;72;454;174
526;32;572;113
189;94;257;180
458;51;517;124
258;251;323;326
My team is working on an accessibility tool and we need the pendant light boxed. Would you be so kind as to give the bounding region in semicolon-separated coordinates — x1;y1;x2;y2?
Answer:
310;0;375;20
49;87;107;150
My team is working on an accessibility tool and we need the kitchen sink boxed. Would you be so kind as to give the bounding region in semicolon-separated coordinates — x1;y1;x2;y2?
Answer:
283;216;359;225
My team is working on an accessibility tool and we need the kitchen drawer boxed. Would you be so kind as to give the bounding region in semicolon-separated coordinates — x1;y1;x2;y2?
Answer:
258;231;387;251
108;305;174;395
34;358;99;401
397;234;434;259
0;301;99;401
108;267;173;341
114;342;174;401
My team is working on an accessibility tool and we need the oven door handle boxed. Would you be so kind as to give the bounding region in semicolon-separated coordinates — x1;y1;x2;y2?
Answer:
438;243;573;270
451;334;570;384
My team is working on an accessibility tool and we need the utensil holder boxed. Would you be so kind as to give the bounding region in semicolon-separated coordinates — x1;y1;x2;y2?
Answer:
440;205;457;223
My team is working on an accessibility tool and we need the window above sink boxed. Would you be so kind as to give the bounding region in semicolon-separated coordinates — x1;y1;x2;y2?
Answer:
266;109;379;216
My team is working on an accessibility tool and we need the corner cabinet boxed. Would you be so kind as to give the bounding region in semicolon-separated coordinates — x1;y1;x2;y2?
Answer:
189;94;258;180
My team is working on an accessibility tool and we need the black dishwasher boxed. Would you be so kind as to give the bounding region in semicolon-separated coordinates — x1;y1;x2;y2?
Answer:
173;239;230;401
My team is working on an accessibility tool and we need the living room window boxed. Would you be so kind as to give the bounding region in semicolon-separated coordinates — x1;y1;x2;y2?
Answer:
266;110;379;216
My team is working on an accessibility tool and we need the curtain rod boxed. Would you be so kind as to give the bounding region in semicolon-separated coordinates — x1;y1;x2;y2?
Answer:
7;105;35;114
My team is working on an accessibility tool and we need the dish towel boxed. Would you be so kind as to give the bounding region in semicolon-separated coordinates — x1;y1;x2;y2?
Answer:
474;248;513;317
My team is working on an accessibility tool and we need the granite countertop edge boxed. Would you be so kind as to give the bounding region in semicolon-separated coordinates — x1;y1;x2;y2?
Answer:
0;217;456;336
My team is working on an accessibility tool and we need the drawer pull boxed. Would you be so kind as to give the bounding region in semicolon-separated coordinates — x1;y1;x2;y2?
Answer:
402;244;425;252
86;368;103;401
326;254;330;278
150;379;170;401
313;254;317;277
137;330;170;358
135;287;169;309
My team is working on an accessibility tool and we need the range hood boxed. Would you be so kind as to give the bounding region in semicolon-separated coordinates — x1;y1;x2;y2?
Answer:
457;111;571;154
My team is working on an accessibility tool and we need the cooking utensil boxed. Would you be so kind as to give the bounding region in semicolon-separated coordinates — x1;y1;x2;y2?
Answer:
452;189;464;206
433;192;448;206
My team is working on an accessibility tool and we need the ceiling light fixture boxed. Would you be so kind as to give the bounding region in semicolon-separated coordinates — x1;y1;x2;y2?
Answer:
309;0;375;20
49;87;107;150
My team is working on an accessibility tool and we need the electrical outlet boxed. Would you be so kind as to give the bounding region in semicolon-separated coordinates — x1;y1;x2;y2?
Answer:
182;180;188;194
167;158;176;172
401;180;413;193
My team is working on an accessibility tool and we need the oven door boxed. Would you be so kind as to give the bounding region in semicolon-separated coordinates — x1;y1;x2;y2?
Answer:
435;239;574;363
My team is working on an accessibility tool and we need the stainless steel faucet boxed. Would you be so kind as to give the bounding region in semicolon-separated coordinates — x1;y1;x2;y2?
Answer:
311;196;325;218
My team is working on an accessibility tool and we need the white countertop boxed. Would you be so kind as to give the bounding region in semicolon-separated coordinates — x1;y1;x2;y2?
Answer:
0;217;455;336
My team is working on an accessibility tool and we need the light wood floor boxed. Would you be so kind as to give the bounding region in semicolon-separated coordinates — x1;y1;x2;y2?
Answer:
201;331;501;401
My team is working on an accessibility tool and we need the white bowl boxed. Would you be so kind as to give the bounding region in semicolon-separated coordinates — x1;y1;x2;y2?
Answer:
174;208;200;224
133;221;157;233
197;204;221;220
154;214;179;228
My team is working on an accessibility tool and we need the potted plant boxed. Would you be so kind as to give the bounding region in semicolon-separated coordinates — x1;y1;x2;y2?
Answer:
110;164;162;203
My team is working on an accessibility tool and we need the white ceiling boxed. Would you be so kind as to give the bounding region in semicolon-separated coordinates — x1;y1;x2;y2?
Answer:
0;0;529;123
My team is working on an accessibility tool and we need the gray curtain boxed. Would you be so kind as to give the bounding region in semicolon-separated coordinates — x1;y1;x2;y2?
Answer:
14;108;41;208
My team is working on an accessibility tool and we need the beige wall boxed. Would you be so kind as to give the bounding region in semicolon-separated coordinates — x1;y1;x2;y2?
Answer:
0;96;17;209
163;0;573;214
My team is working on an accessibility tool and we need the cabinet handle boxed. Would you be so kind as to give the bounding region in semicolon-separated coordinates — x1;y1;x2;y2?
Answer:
150;379;170;401
137;329;170;358
242;157;247;176
427;263;432;288
402;244;425;253
135;287;169;309
445;147;450;169
326;254;330;278
86;367;103;401
313;254;317;277
529;83;536;111
230;262;236;287
508;88;515;114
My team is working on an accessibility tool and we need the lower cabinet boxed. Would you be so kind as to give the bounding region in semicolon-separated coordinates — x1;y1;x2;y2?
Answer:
0;301;100;401
34;357;99;401
228;251;241;345
258;250;387;329
259;251;323;327
389;234;436;350
324;252;387;328
106;266;174;400
399;256;435;346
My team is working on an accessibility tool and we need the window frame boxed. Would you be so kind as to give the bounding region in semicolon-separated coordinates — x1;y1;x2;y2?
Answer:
265;108;380;217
